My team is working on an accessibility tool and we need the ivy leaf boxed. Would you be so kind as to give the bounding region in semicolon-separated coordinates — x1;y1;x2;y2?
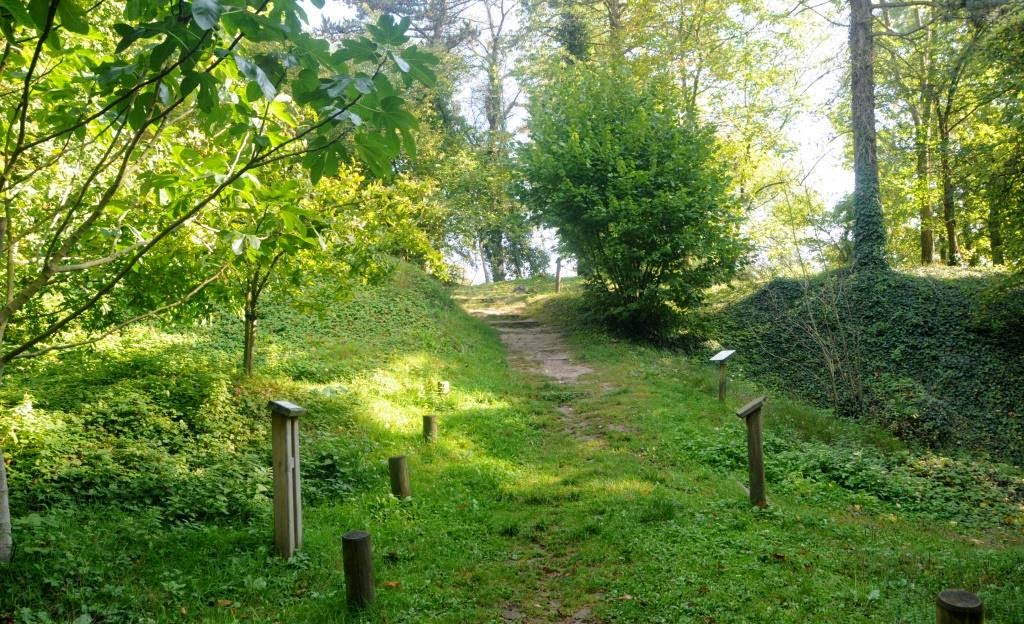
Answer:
191;0;221;31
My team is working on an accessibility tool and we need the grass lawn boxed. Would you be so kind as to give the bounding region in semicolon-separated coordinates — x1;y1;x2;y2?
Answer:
1;268;1021;623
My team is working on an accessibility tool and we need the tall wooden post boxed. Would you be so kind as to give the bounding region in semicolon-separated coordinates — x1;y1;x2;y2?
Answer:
388;455;411;499
269;400;305;558
342;530;376;608
736;397;767;508
555;257;562;293
936;589;983;624
710;350;735;401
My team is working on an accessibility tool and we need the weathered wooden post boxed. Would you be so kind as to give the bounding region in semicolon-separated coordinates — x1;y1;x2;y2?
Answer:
342;530;376;608
423;414;438;442
437;380;450;395
268;400;305;558
736;396;767;508
555;257;562;293
388;455;411;499
710;349;735;401
937;589;984;624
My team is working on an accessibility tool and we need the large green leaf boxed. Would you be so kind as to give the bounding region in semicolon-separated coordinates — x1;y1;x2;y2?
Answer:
191;0;221;31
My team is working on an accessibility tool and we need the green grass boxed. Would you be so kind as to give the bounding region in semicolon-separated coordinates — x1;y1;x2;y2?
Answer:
1;268;1022;623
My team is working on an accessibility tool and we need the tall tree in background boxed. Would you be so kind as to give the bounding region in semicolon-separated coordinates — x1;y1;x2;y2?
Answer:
849;0;890;271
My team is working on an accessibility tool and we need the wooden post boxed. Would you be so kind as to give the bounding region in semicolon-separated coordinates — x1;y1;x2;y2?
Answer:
388;455;411;499
710;350;735;401
342;530;376;608
736;397;767;508
268;400;305;558
437;380;450;395
423;414;438;442
937;589;983;624
555;257;562;293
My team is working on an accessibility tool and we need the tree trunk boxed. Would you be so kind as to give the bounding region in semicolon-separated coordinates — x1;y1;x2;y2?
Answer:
849;0;889;271
938;126;960;265
243;281;258;376
989;202;1004;264
0;445;12;564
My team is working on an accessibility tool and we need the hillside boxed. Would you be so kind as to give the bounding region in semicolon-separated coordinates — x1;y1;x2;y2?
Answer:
0;268;1021;622
703;267;1024;465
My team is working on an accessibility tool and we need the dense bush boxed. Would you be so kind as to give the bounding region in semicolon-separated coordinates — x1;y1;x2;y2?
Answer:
522;61;744;339
705;268;1024;464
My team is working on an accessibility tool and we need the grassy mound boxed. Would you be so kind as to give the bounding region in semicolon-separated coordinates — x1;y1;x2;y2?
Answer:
704;267;1024;465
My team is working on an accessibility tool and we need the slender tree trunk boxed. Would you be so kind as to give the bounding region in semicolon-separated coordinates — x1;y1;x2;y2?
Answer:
243;279;258;377
989;202;1004;265
849;0;889;271
916;135;935;264
0;445;11;564
477;239;491;284
938;125;960;265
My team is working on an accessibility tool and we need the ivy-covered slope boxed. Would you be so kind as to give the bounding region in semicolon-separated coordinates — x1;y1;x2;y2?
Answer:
705;268;1024;465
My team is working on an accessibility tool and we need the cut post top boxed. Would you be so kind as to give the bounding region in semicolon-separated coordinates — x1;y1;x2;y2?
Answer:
736;396;766;419
710;349;736;363
268;400;306;418
937;589;983;614
343;529;371;542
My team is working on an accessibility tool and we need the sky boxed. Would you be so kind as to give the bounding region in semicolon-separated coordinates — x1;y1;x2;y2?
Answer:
299;1;855;281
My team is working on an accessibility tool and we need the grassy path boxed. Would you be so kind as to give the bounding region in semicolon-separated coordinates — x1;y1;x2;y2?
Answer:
2;271;1020;623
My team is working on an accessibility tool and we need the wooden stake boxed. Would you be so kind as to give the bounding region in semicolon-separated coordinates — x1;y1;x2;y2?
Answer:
736;397;767;508
388;455;411;499
555;257;562;293
937;589;983;624
423;414;438;442
342;530;376;608
718;363;727;401
268;400;305;558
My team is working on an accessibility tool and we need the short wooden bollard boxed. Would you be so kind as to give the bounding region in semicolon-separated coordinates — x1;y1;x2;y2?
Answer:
423;414;438;442
555;257;562;293
388;455;411;499
736;396;767;508
269;400;305;558
342;530;376;608
937;589;984;624
437;380;450;395
710;349;735;401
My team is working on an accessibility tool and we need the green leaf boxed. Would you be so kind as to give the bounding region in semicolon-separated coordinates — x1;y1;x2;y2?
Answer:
57;0;89;34
390;53;410;73
234;55;277;100
353;76;374;95
196;73;219;112
0;0;33;27
191;0;221;31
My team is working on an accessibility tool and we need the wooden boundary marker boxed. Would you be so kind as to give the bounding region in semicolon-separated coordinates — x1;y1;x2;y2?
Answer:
268;400;305;558
342;530;376;608
710;350;735;401
937;589;983;624
388;455;411;499
423;414;438;442
736;396;767;508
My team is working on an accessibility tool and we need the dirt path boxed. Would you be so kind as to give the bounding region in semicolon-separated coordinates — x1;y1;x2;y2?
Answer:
461;296;592;386
456;290;603;623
